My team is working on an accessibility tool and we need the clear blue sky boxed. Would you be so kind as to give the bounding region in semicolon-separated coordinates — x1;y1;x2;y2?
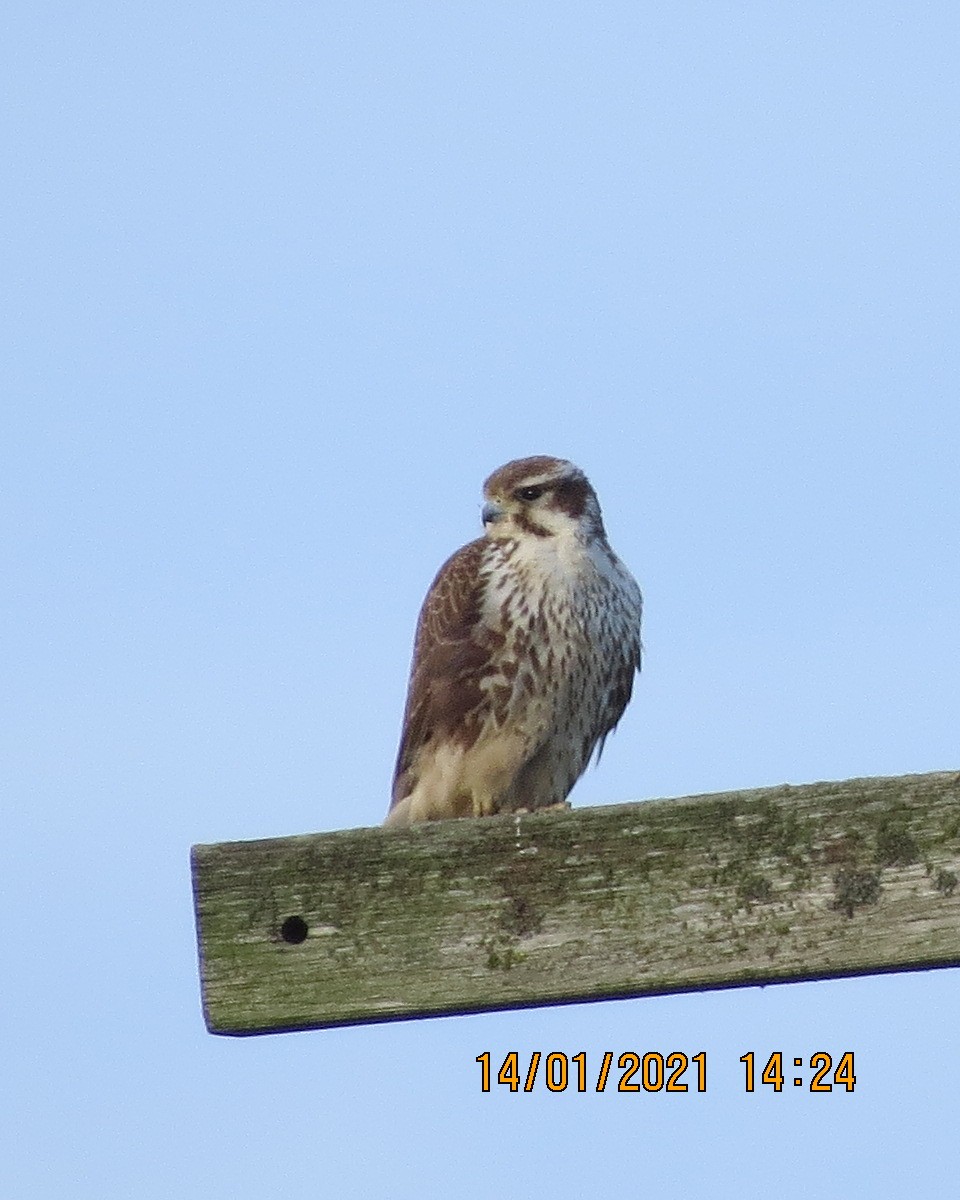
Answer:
4;3;959;1195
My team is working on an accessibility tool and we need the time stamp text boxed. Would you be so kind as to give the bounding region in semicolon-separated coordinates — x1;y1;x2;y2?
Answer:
476;1051;856;1094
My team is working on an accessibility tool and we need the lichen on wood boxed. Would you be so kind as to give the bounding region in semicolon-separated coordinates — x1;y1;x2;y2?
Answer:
191;770;960;1035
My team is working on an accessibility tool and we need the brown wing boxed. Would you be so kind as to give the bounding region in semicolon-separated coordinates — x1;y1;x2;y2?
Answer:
594;583;643;763
389;538;502;811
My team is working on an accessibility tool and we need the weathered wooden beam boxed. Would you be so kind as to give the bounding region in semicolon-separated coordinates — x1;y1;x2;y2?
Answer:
191;770;960;1035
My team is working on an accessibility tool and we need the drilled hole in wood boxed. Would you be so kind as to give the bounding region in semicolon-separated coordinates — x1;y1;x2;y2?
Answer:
280;916;309;944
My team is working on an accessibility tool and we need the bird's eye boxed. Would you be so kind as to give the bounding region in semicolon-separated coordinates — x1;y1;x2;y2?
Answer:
516;485;544;502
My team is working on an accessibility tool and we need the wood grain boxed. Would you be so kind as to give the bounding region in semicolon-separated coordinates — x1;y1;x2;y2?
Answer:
191;770;960;1034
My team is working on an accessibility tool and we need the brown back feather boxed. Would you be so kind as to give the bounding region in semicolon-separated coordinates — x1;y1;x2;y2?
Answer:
390;538;500;809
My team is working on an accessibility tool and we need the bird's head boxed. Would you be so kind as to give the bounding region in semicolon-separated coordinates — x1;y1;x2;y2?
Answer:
480;456;606;545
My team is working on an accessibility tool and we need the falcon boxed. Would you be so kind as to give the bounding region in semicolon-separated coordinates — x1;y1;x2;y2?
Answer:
385;455;642;826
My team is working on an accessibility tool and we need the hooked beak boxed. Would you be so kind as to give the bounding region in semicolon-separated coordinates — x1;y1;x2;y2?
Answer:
481;500;505;526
